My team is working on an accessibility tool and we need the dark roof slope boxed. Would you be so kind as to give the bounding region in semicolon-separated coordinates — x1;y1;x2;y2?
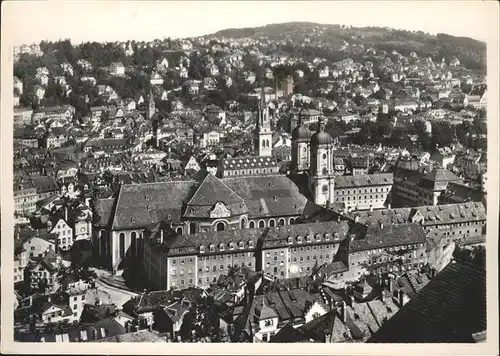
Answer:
349;223;426;252
270;323;311;343
368;261;486;343
111;180;196;230
222;175;310;218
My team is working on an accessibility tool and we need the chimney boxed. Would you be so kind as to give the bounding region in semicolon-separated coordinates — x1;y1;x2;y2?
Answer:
338;301;347;323
346;295;354;307
354;215;360;223
64;206;68;222
399;290;405;307
388;203;391;210
47;295;52;303
370;205;373;212
337;215;341;223
160;229;164;244
381;291;386;303
379;221;384;229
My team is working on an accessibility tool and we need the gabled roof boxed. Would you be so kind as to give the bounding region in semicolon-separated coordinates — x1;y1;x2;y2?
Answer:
368;261;486;343
183;173;248;218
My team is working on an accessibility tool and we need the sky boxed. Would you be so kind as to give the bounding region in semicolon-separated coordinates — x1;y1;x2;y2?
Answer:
3;1;498;46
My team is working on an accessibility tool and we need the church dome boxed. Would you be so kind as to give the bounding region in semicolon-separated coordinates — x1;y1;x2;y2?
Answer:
311;131;334;146
292;124;312;142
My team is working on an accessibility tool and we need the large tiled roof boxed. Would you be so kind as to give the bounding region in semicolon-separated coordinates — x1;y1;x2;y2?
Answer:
31;176;59;193
251;289;325;327
440;182;485;204
420;168;462;190
368;261;486;343
349;223;426;252
222;156;279;170
109;174;316;230
184;173;248;218
334;173;393;189
222;175;310;218
111;181;196;230
262;221;350;248
348;202;486;227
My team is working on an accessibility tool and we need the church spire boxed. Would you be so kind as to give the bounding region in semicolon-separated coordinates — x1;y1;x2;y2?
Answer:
253;80;272;157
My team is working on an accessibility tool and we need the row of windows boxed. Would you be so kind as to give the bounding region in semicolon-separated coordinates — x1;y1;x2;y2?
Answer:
226;168;276;176
171;268;193;276
198;252;253;262
337;187;390;194
290;253;330;262
172;257;194;265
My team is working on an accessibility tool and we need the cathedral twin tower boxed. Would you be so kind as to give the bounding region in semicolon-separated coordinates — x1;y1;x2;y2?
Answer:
253;89;336;208
291;111;336;207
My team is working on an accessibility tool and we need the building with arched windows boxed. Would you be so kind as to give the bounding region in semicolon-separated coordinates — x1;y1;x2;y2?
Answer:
93;171;322;274
291;113;394;210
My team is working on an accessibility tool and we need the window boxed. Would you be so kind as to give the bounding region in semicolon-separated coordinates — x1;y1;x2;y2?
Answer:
249;221;255;229
172;269;177;276
216;222;225;232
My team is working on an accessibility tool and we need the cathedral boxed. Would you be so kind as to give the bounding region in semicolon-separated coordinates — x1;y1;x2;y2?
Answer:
291;110;336;207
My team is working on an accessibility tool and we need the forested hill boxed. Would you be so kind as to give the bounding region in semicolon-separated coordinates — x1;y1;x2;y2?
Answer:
210;22;486;71
212;22;334;38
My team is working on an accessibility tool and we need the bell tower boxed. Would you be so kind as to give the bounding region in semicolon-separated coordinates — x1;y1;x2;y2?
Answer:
309;116;335;207
291;110;311;174
254;86;273;157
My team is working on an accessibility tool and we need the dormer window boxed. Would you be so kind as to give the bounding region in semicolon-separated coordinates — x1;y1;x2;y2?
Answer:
210;244;215;252
248;241;254;248
297;236;303;243
331;233;337;240
200;245;205;253
315;234;321;242
219;243;225;251
287;237;293;244
229;242;235;250
306;235;312;243
239;241;244;249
